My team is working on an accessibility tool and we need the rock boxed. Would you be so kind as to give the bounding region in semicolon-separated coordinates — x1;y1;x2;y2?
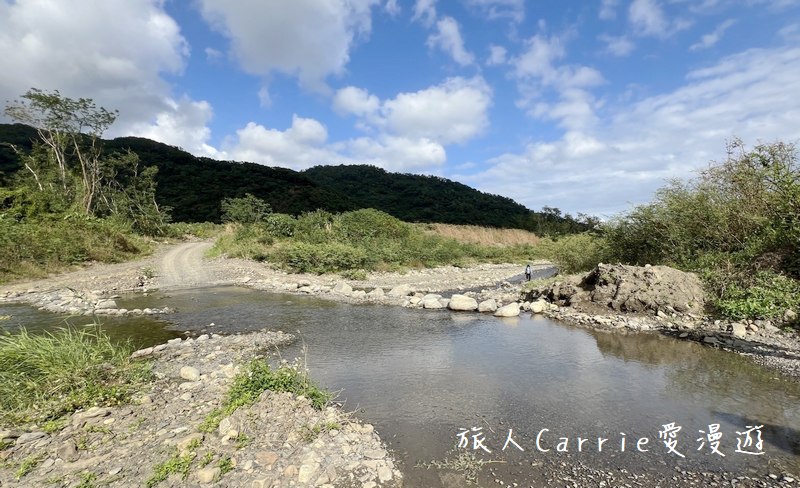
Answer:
367;288;385;299
422;298;444;309
352;290;367;299
494;302;520;317
387;284;414;298
332;282;353;296
477;299;497;313
57;440;80;462
16;432;46;444
256;451;279;467
448;294;478;311
764;323;781;334
363;449;385;459
177;433;204;451
409;297;421;306
731;323;747;339
378;466;393;483
196;467;220;484
95;299;117;310
179;366;201;381
298;463;319;483
784;309;797;323
703;336;719;345
530;300;547;314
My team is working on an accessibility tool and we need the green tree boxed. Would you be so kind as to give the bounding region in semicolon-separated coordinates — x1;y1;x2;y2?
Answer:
220;193;272;224
4;89;117;214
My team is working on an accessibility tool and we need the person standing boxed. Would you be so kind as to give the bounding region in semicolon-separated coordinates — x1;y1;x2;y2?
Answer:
525;263;532;281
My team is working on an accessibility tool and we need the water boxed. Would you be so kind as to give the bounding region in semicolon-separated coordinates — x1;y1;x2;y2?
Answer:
3;287;799;485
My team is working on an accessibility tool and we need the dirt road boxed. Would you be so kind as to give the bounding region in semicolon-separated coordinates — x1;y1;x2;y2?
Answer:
156;241;215;289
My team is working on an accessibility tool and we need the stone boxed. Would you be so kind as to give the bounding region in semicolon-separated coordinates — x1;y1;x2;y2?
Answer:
784;309;797;323
256;451;279;467
387;284;414;298
703;336;719;345
352;290;367;299
530;300;547;314
378;466;393;483
477;299;497;313
179;366;201;381
95;299;117;310
298;463;319;483
332;282;353;296
731;323;747;339
367;288;385;299
177;433;204;451
422;298;444;309
448;294;478;311
57;440;80;462
494;302;520;317
362;449;385;459
196;467;220;484
16;432;46;444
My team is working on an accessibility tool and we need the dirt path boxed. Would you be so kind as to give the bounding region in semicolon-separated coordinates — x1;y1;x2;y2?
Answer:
156;241;215;289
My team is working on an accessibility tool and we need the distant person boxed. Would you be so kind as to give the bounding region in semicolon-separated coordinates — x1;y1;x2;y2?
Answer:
525;264;532;281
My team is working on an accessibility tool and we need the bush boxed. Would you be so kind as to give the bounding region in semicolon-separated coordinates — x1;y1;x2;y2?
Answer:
714;271;800;321
271;241;371;273
220;193;272;224
264;213;296;238
293;210;335;244
332;209;411;243
0;327;152;425
534;233;610;274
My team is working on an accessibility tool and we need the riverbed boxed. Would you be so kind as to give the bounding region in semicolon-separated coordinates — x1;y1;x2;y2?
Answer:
2;286;799;486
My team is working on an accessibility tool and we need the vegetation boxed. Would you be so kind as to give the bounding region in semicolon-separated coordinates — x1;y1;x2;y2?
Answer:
604;140;799;322
146;449;195;487
1;123;593;234
199;358;331;433
0;327;152;425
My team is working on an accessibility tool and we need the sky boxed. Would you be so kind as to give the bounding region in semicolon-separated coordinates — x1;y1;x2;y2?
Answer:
1;0;799;219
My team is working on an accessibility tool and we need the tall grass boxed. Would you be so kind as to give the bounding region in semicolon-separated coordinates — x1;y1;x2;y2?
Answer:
422;223;541;247
0;327;152;425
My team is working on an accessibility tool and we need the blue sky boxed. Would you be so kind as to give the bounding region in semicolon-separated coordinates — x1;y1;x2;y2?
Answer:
1;0;799;218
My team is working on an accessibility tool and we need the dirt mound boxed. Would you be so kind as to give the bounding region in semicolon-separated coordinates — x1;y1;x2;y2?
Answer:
529;263;706;315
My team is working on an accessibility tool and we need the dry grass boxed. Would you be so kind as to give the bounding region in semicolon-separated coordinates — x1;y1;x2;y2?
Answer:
421;224;540;247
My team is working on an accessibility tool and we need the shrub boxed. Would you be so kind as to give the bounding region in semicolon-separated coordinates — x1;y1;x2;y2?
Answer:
332;209;411;243
264;213;296;238
714;271;800;321
220;193;271;224
293;210;335;244
271;241;371;273
534;233;610;274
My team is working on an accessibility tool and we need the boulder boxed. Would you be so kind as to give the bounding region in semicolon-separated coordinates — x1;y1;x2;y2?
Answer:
387;284;414;298
332;282;353;295
422;298;444;309
530;300;547;314
367;287;385;299
731;323;747;339
494;302;520;317
95;299;117;310
448;294;478;311
477;299;497;313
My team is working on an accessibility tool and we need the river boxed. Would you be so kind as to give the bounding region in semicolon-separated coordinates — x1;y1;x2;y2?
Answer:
2;286;799;486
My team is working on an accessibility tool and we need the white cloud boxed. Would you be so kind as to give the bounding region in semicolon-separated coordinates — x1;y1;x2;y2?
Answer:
196;0;379;93
464;0;525;23
599;34;635;57
333;86;381;117
345;136;446;170
690;19;736;50
0;0;218;156
224;116;335;169
464;45;800;216
384;0;401;16
599;0;619;20
427;17;474;66
381;77;492;144
412;0;437;26
486;45;508;65
629;0;691;38
511;34;605;130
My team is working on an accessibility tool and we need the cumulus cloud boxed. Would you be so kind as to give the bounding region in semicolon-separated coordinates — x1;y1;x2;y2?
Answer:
427;17;475;66
412;0;438;26
0;0;218;156
196;0;379;92
333;86;381;117
690;19;737;51
463;45;800;216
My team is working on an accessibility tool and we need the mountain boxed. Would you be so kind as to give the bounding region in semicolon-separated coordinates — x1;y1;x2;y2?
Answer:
0;123;591;233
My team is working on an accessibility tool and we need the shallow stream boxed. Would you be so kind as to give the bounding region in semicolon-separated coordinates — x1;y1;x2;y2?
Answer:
3;286;799;486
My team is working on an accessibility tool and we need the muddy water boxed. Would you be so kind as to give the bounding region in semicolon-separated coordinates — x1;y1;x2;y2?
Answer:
5;287;800;486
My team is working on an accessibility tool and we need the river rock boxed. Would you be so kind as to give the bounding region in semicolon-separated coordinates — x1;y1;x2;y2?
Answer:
494;302;520;317
530;300;547;314
332;282;353;296
422;297;444;309
477;299;497;313
387;284;414;298
16;432;46;444
180;366;201;382
95;299;117;310
196;467;220;484
731;323;747;339
367;288;384;299
57;440;80;462
448;294;478;311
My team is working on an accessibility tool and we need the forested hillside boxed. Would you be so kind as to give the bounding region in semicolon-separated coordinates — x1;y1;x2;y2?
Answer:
0;123;592;234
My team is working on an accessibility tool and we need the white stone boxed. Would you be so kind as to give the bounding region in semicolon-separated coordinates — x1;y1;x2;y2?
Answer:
333;282;353;296
477;299;497;313
180;366;200;382
494;302;520;317
448;294;478;311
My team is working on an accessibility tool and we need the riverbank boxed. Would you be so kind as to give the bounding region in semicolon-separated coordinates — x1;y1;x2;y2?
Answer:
0;331;402;487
